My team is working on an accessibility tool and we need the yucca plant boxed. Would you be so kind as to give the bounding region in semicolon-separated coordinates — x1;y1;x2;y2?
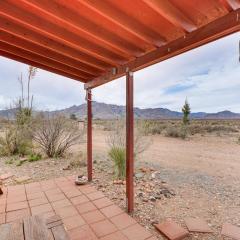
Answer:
108;146;126;179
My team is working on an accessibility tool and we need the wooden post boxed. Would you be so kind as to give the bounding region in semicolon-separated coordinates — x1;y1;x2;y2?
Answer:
87;89;92;181
126;71;134;213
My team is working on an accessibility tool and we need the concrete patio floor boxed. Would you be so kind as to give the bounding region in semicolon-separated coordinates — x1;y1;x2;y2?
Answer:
0;176;156;240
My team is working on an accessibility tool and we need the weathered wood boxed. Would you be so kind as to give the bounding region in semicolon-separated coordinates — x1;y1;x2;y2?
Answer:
0;222;24;240
23;215;49;240
0;223;11;240
45;215;61;225
52;225;70;240
47;220;63;229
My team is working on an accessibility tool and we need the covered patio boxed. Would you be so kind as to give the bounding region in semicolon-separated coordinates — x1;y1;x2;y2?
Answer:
0;0;240;238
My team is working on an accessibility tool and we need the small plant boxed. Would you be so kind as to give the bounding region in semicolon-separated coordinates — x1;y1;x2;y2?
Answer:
28;153;42;162
108;147;126;179
106;120;150;179
5;158;15;164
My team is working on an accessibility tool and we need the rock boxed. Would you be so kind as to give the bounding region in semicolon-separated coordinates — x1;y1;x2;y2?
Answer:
62;165;70;170
137;192;144;197
135;173;144;178
140;167;148;173
15;176;31;183
149;196;156;202
0;173;14;180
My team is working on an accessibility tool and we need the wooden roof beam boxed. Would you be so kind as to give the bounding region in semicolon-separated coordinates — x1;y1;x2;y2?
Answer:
85;9;240;89
0;50;87;83
0;31;101;76
81;0;167;47
143;0;197;32
0;15;112;71
0;41;92;81
0;0;127;66
220;0;240;11
24;0;145;57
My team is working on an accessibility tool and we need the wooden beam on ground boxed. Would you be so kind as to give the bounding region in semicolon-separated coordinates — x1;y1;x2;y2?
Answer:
143;0;197;32
126;71;134;213
84;9;240;89
87;90;93;181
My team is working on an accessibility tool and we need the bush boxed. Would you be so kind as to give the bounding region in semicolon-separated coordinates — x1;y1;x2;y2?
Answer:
108;147;126;179
33;114;84;158
165;126;187;139
0;124;32;156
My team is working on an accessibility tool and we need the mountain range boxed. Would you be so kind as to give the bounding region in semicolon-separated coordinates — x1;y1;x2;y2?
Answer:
0;101;240;120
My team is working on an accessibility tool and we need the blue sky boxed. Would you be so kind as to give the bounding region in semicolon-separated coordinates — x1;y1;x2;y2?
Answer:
0;32;239;113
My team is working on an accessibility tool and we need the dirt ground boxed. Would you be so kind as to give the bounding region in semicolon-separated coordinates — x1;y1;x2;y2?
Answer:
1;129;240;239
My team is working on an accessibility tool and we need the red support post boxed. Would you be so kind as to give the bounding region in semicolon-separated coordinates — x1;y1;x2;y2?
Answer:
126;71;134;213
87;89;92;181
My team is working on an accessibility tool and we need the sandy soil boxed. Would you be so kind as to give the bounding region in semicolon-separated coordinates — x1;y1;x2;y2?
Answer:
88;130;240;179
1;129;240;239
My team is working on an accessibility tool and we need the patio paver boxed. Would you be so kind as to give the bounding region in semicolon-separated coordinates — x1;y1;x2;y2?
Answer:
0;176;156;240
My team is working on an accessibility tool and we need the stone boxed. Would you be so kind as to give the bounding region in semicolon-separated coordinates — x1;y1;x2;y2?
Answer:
184;218;213;233
135;173;144;178
221;223;240;240
15;176;31;183
154;220;189;240
0;173;13;180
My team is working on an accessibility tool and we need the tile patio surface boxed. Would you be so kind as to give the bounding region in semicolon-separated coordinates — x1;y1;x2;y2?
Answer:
0;176;156;240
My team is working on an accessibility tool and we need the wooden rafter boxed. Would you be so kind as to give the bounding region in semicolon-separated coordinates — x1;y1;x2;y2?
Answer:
143;0;197;32
85;8;240;89
81;0;167;47
0;50;87;82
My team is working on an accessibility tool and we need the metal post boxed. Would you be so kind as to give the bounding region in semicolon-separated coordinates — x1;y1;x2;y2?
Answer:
87;89;92;181
126;71;134;213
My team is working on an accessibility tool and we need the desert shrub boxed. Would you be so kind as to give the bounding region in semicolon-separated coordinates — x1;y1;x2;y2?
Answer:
108;147;125;179
165;126;187;139
33;114;84;158
139;120;166;135
106;120;150;179
0;124;32;156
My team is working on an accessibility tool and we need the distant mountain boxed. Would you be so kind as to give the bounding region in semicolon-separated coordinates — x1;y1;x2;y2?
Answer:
0;102;240;120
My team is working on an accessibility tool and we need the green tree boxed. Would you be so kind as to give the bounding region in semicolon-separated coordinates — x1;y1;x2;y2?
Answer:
70;113;77;120
182;98;191;125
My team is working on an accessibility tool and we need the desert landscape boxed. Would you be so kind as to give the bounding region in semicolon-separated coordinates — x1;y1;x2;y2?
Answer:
1;117;240;240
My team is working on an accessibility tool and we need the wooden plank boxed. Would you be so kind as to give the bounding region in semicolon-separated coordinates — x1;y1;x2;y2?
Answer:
0;224;11;240
84;9;240;89
52;225;70;240
0;222;24;240
47;220;63;229
24;215;50;240
45;215;61;225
